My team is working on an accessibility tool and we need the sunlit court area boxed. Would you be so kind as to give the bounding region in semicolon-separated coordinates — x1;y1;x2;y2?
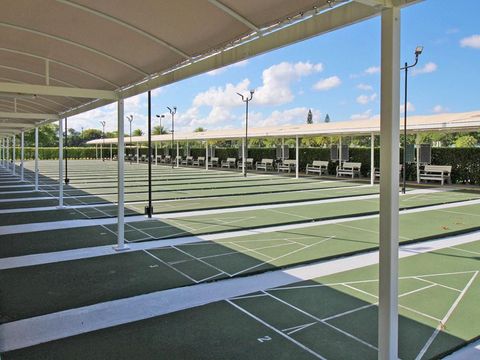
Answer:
1;1;480;360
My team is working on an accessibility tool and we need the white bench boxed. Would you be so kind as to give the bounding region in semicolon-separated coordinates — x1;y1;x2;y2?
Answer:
278;159;296;173
221;157;236;168
237;158;254;169
256;158;274;171
306;160;329;176
181;156;193;166
374;164;403;179
208;157;219;167
193;156;205;166
420;165;452;185
336;162;361;178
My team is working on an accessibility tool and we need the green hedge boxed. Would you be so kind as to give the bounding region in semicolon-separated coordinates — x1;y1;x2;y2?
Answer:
10;147;113;160
7;146;480;184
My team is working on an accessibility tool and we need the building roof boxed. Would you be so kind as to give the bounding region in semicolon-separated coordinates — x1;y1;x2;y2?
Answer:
0;0;420;137
87;110;480;145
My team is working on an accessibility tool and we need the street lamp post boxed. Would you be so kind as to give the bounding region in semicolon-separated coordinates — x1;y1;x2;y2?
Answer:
400;46;423;194
127;115;133;161
100;120;106;162
155;114;165;134
237;90;254;178
167;107;176;169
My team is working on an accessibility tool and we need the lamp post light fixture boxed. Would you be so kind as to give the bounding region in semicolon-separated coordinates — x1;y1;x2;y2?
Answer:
400;45;423;194
99;120;106;162
167;107;177;169
237;90;254;178
126;115;133;160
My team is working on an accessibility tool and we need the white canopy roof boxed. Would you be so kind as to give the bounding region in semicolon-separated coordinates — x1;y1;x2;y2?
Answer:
0;0;419;137
87;110;480;145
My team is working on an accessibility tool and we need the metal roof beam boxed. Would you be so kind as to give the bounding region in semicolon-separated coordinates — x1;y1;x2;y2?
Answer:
0;111;59;120
0;82;117;100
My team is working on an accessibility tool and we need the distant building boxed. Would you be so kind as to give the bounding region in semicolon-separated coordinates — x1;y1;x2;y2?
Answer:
324;114;331;123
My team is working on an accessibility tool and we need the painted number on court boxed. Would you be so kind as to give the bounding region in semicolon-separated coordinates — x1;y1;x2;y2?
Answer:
257;335;272;343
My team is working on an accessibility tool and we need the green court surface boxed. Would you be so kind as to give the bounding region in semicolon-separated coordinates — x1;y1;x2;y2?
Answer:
4;240;478;360
2;201;480;322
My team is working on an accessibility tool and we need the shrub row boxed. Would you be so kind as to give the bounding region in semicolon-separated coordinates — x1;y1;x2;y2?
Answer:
6;146;480;184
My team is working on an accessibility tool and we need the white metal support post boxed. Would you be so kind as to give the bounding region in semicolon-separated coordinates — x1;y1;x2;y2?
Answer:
12;135;16;175
6;137;10;171
378;6;401;360
136;144;139;164
416;134;420;183
95;144;98;160
371;132;375;185
176;141;179;168
295;135;299;179
35;127;39;191
339;136;343;166
110;143;113;161
20;131;24;181
282;137;285;161
100;141;103;160
242;138;246;176
155;143;158;165
58;118;64;208
0;138;3;168
114;99;128;251
205;141;208;170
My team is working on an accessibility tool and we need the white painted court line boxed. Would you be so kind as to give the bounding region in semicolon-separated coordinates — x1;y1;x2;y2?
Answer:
0;232;478;352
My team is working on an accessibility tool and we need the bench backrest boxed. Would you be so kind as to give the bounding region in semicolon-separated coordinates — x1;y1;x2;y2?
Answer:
165;155;171;159
342;162;361;169
424;165;451;173
211;157;219;161
312;160;329;167
186;156;193;160
283;159;296;165
226;158;236;162
197;156;205;161
260;158;274;164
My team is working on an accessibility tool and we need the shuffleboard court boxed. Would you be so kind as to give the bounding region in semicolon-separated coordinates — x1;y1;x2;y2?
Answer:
3;240;478;360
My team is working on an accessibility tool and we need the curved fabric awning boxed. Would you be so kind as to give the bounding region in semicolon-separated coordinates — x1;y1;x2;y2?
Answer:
0;0;420;136
86;110;480;145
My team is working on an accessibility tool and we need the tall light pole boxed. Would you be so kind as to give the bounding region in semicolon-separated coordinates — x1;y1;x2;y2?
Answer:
155;114;165;134
167;107;176;169
100;120;106;162
400;45;423;194
237;90;254;177
126;115;133;159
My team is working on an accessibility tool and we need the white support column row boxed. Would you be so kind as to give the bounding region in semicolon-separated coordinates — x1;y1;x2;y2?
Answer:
378;6;401;360
242;138;246;176
370;132;375;186
114;99;128;251
35;127;39;191
205;141;208;171
6;137;10;171
58;119;64;208
12;135;16;175
20;131;24;181
295;135;299;179
176;141;179;168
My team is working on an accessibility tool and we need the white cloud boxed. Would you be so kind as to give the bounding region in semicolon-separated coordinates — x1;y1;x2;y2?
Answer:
460;34;480;49
365;66;380;75
400;101;415;113
206;60;249;76
412;62;438;76
433;105;448;113
356;93;377;105
357;83;373;91
252;107;322;128
313;76;341;91
193;79;251;108
350;109;373;120
255;61;323;105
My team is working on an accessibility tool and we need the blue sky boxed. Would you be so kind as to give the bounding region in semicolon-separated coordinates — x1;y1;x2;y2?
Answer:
71;0;480;134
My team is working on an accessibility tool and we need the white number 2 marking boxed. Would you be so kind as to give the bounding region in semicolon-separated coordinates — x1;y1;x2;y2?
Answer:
257;335;272;343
